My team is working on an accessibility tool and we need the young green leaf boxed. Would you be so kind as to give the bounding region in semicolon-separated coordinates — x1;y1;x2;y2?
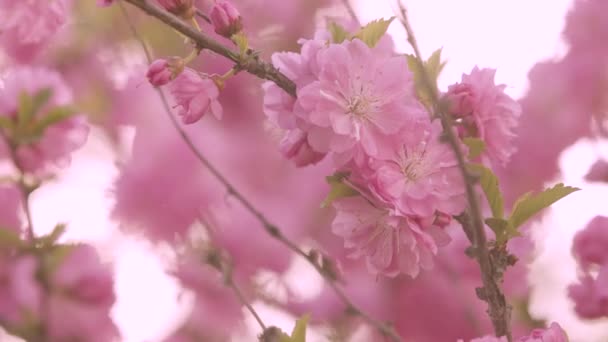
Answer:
467;163;504;219
463;137;485;159
508;183;580;230
32;106;77;137
321;173;358;208
18;88;53;124
353;17;395;47
328;22;350;43
231;31;249;55
288;314;309;342
406;48;446;110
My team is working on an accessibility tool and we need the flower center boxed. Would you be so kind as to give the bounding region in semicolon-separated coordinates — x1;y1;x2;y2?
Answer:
346;95;371;118
399;144;430;183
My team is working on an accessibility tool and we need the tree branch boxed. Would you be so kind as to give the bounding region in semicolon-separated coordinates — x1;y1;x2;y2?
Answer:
397;3;512;340
123;0;296;97
117;2;402;340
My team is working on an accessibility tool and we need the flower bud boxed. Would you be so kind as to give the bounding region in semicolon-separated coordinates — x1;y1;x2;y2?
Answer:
210;0;243;38
444;83;475;118
146;57;184;87
157;0;194;19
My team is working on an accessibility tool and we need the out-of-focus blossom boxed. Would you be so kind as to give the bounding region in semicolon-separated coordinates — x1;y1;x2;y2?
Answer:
210;0;243;38
331;197;450;277
563;0;608;51
572;216;608;269
169;69;223;124
459;336;508;342
569;216;608;319
568;268;608;319
516;322;568;342
46;244;119;342
0;67;89;174
0;255;42;329
445;67;521;167
369;120;466;218
146;58;185;87
166;254;243;341
0;0;69;62
585;160;608;182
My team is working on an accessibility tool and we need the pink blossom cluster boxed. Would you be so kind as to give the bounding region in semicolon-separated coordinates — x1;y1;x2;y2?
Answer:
0;0;69;62
262;22;520;277
568;216;608;319
0;241;119;341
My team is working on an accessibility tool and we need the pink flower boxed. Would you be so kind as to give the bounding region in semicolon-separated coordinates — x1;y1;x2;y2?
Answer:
516;322;568;342
279;129;325;167
0;185;22;234
210;0;243;38
370;120;466;217
331;197;451;277
572;216;608;269
146;58;184;87
445;67;521;166
0;67;89;174
46;244;119;342
458;336;508;342
568;268;608;319
0;0;68;62
157;0;194;19
296;39;424;158
585;160;608;182
169;69;223;124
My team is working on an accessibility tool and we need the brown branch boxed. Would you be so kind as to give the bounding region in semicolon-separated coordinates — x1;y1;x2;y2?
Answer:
117;2;401;341
122;0;296;97
397;3;512;340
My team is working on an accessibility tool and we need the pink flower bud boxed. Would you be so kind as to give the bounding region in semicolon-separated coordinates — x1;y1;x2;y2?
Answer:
210;0;243;38
146;58;184;87
444;83;476;118
97;0;114;6
157;0;194;19
279;129;325;167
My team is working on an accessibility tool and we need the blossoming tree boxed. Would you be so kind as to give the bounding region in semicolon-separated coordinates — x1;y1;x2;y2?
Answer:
0;0;606;341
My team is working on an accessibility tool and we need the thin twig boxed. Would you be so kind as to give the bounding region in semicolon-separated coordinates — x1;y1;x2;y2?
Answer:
341;0;361;26
123;0;296;97
118;2;402;341
228;276;267;331
397;2;512;340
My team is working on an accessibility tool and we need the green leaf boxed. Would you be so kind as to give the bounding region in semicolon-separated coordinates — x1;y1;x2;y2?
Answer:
467;163;504;219
32;106;77;136
289;314;309;342
508;183;580;230
18;88;53;124
406;49;446;110
463;137;485;159
321;173;358;208
328;22;350;43
0;227;23;248
353;17;395;47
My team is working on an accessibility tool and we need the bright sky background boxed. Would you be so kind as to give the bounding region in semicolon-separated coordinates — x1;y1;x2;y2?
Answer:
5;1;608;342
